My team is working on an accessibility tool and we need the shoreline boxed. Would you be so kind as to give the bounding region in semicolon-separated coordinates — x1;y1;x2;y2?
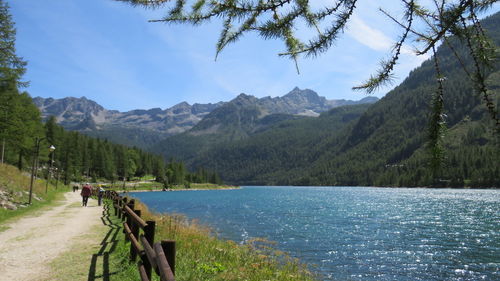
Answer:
117;187;241;193
109;185;499;193
237;185;500;189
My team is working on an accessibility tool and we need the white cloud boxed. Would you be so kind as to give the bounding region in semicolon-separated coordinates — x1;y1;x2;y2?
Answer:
346;16;393;52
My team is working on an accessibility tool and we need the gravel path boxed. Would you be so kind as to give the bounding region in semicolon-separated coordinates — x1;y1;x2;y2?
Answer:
0;192;103;281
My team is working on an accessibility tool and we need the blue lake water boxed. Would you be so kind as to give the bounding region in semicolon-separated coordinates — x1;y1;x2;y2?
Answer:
129;186;499;280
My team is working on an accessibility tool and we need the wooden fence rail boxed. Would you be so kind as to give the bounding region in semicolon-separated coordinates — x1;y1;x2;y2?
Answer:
104;190;176;281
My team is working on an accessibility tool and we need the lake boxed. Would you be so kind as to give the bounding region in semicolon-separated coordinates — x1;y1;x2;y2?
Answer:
129;186;499;280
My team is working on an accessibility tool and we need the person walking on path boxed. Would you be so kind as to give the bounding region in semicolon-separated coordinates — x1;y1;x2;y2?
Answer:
97;186;105;206
81;183;92;207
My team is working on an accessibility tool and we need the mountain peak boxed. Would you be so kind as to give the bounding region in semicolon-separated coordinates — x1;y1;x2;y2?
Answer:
359;96;379;103
231;93;259;105
172;101;191;108
283;87;322;104
235;93;252;99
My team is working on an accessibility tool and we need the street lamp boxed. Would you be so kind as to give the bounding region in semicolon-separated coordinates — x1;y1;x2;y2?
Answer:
45;145;56;194
29;137;44;204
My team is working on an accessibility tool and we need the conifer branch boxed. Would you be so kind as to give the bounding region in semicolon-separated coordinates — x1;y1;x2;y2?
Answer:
115;0;172;9
460;13;500;129
278;0;358;58
444;36;473;79
416;0;472;55
353;0;415;93
379;7;429;41
428;45;446;177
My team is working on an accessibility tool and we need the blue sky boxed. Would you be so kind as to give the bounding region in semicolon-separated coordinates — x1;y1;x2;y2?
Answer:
9;0;499;111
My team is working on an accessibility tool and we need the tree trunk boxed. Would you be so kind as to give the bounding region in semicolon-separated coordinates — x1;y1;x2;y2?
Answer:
1;138;4;164
17;149;23;170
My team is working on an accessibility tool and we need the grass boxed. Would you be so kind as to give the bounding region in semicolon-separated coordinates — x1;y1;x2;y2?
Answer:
105;198;317;281
44;212;110;280
44;201;135;281
0;163;69;225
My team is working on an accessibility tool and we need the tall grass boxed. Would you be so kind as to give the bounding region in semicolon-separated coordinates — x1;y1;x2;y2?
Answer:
0;163;68;224
111;198;318;281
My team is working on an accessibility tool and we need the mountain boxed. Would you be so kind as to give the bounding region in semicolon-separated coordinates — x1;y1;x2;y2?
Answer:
155;13;500;187
247;87;378;117
150;89;378;161
33;97;223;147
34;89;378;148
184;103;375;184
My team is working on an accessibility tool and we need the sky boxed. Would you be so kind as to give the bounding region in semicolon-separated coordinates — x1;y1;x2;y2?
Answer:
8;0;500;112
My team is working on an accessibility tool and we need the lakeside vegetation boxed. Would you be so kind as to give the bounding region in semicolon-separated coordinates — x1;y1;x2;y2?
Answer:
96;179;239;192
106;198;316;281
102;180;238;192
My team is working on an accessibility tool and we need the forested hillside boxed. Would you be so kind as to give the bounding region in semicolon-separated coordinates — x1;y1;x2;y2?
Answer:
151;94;308;161
159;12;500;188
180;104;373;184
298;12;500;187
151;91;377;163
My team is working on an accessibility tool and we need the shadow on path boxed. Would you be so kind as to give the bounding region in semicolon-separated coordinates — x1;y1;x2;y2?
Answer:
87;201;122;281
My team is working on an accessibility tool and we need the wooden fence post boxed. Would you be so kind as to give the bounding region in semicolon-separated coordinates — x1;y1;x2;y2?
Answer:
118;198;126;220
161;240;176;276
126;199;134;222
144;221;156;279
114;197;118;217
122;198;129;221
130;209;140;261
124;199;134;241
110;194;176;280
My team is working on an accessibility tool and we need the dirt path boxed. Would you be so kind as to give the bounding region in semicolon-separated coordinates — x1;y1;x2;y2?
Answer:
0;192;104;281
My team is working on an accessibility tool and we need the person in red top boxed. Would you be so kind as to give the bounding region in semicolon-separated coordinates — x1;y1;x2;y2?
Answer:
81;183;92;207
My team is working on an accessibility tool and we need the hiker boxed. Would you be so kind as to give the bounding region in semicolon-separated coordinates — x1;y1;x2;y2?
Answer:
97;186;105;206
81;183;92;207
72;184;79;192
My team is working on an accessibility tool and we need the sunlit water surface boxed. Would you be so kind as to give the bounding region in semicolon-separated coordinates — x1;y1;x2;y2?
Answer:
130;186;499;280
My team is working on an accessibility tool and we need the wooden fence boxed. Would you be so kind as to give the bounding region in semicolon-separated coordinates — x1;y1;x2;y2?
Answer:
105;190;176;281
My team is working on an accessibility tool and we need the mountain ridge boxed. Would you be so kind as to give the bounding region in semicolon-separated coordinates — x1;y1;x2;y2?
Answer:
34;88;379;147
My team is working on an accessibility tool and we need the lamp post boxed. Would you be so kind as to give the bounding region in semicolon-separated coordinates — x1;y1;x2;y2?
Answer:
45;145;56;194
29;137;44;204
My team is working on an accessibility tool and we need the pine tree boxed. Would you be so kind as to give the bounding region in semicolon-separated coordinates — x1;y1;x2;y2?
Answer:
14;92;43;168
0;0;29;165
